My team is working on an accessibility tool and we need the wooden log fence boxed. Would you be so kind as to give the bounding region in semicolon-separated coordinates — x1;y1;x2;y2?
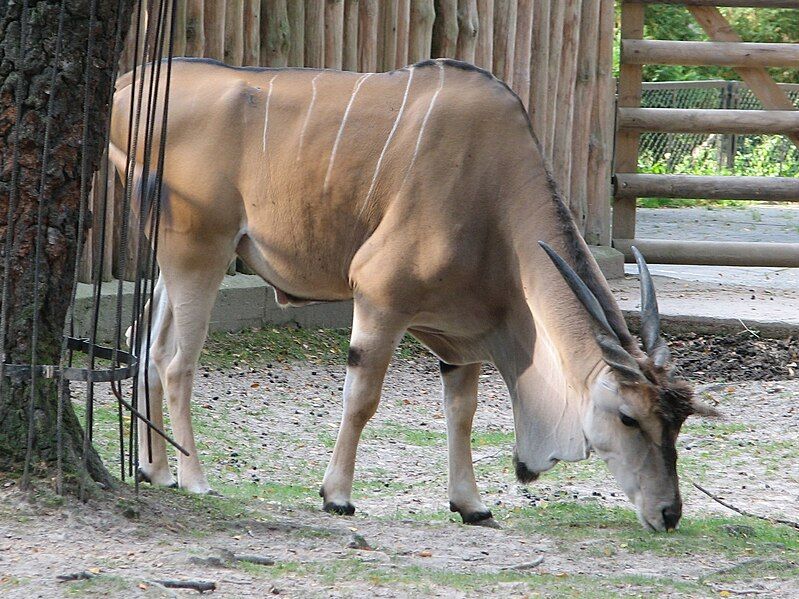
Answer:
88;0;616;282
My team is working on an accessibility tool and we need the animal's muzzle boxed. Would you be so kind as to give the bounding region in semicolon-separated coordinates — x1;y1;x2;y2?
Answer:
512;450;539;484
661;502;682;531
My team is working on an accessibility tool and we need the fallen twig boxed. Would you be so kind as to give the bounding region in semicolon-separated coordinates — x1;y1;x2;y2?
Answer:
152;579;217;593
707;585;770;596
56;571;96;582
692;482;799;530
473;448;504;464
736;319;760;339
500;556;544;571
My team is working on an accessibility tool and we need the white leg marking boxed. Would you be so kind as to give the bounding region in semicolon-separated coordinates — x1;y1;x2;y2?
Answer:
361;68;416;213
402;63;445;189
324;73;374;192
262;74;279;154
297;72;323;162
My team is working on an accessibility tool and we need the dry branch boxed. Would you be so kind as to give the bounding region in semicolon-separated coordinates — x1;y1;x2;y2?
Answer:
692;482;799;530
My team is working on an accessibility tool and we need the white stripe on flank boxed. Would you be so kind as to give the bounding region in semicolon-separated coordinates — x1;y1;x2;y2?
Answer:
262;74;278;154
362;67;416;211
324;73;373;192
297;72;323;161
402;63;445;188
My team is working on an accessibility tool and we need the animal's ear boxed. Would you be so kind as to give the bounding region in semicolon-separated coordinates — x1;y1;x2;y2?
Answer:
691;398;723;419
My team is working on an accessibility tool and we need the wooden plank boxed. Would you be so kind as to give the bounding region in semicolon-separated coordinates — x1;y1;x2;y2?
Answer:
204;0;225;60
185;0;205;57
396;0;410;68
305;0;325;67
225;0;245;66
618;107;799;133
408;0;435;64
544;0;564;159
325;0;344;69
613;1;644;242
613;239;799;268
475;0;494;70
615;173;799;201
512;0;533;108
529;0;550;139
288;0;306;66
638;0;799;8
343;0;359;70
380;0;399;70
262;0;290;67
432;0;458;58
358;0;379;71
172;0;187;57
492;0;516;86
569;0;600;232
688;5;799;149
244;0;261;66
456;0;479;64
622;39;799;68
586;0;615;246
552;0;581;199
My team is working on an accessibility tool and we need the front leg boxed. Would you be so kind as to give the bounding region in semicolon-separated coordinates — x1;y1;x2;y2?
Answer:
320;301;407;515
440;361;498;527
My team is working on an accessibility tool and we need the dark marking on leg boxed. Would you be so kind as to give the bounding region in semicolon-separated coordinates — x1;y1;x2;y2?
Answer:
513;452;540;484
439;361;459;374
347;347;363;367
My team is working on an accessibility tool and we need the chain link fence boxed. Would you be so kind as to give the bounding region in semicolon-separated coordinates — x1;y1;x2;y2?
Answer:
639;81;799;178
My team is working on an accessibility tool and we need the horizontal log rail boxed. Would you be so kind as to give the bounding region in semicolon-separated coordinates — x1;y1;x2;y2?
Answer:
617;107;799;134
613;239;799;268
636;1;799;8
614;174;799;201
622;39;799;68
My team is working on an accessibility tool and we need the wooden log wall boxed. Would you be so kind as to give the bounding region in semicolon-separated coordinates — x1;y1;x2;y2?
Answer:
89;0;615;282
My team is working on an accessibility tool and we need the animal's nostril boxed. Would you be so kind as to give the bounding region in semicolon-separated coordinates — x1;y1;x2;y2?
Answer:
662;505;681;530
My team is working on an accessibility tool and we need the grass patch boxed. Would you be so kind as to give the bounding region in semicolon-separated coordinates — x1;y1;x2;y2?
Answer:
636;198;753;209
63;574;133;597
202;326;426;367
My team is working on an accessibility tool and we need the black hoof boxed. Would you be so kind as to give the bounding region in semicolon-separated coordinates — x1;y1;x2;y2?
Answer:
323;501;356;516
136;468;151;484
450;502;499;527
168;482;178;489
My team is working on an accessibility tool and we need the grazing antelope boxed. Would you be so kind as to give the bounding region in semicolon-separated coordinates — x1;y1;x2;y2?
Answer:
109;57;716;532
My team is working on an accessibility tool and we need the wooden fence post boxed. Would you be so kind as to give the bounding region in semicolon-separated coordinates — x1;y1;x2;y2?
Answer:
408;0;435;64
288;0;305;66
456;0;478;64
325;0;345;69
185;0;205;57
432;0;458;58
530;0;550;139
204;0;225;60
475;0;493;70
512;0;533;108
396;0;411;68
173;0;187;57
380;0;399;70
225;0;245;65
492;0;516;86
243;0;261;65
358;0;379;71
262;0;290;67
305;0;325;67
343;0;359;70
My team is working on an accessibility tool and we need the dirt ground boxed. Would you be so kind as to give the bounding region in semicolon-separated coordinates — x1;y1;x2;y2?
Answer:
1;345;797;598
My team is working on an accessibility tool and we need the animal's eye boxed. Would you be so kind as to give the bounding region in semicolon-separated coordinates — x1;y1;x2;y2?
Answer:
620;414;639;428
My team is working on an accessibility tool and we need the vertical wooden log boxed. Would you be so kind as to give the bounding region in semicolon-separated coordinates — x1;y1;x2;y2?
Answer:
408;0;434;64
396;0;411;68
552;0;581;200
225;0;245;65
288;0;305;66
305;0;325;67
204;0;225;60
380;0;399;71
343;0;359;70
586;0;615;246
613;1;644;241
569;0;600;234
475;0;493;70
530;0;550;138
358;0;379;71
325;0;345;69
432;0;458;58
456;0;478;64
244;0;261;65
173;0;187;57
544;0;564;161
512;0;533;108
263;0;290;67
102;158;115;282
492;0;515;86
185;0;205;57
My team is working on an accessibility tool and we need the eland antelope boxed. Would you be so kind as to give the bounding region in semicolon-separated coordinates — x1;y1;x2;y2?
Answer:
109;57;716;532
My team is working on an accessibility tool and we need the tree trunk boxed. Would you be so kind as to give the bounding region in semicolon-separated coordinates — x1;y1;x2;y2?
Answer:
0;0;131;489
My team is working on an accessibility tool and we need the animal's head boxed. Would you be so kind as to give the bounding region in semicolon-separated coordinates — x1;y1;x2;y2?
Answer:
539;243;719;532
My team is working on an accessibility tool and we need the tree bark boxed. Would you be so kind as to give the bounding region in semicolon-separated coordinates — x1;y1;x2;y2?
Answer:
0;0;131;488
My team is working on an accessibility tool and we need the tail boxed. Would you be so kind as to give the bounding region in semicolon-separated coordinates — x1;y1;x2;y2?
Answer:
107;142;171;225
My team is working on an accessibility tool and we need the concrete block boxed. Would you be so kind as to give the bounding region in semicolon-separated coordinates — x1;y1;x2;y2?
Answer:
589;245;625;280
